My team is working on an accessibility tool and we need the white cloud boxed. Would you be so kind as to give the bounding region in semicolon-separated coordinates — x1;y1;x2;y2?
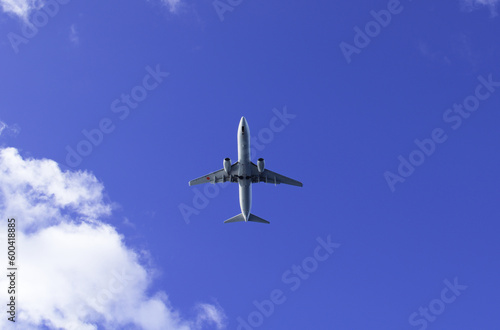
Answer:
0;120;21;138
162;0;181;13
0;148;111;231
0;0;42;21
0;121;6;136
11;126;20;136
195;303;227;329
0;147;226;329
461;0;499;16
416;40;452;65
0;121;20;138
1;0;183;22
69;23;79;45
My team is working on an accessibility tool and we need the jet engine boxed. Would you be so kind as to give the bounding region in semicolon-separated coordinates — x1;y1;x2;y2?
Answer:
257;158;265;173
223;158;231;175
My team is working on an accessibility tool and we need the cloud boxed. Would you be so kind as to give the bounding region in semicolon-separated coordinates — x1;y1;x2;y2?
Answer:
161;0;182;13
0;148;111;232
0;147;226;329
460;0;499;16
0;121;6;136
415;33;481;69
0;0;42;21
416;40;452;65
69;23;79;45
1;0;183;22
195;303;227;329
0;121;20;139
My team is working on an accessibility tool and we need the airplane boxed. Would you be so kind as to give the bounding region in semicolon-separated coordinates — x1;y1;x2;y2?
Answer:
188;116;303;224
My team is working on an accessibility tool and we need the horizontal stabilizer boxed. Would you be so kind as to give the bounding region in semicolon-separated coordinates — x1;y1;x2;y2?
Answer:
224;214;246;223
248;214;270;224
223;213;270;224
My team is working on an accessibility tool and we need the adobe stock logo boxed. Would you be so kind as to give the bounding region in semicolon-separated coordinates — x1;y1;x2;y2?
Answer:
65;65;168;167
66;268;134;330
340;0;404;64
384;74;500;192
7;0;72;54
236;235;340;329
408;277;467;330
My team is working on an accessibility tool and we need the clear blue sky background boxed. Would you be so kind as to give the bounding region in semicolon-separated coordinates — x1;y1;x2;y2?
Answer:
1;0;499;329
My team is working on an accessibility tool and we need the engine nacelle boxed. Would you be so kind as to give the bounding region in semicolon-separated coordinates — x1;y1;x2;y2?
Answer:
257;158;265;173
223;158;231;175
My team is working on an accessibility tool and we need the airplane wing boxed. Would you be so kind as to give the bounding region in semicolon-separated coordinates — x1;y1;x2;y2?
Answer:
189;162;240;186
251;163;303;187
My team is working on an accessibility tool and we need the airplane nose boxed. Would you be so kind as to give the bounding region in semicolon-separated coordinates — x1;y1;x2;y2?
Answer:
240;116;247;126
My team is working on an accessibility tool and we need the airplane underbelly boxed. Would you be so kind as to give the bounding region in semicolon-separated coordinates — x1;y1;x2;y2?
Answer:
238;131;251;163
238;146;250;163
239;181;251;216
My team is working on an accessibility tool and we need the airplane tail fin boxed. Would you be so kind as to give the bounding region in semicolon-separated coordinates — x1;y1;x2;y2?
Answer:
223;213;270;224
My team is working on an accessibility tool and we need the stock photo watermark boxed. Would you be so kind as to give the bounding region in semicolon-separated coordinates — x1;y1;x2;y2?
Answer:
408;277;467;329
178;106;297;224
384;73;500;192
236;235;340;329
7;0;72;54
6;218;17;323
340;0;405;64
65;64;169;168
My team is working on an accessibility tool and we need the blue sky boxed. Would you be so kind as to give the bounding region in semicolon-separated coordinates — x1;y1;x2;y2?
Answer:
0;0;499;329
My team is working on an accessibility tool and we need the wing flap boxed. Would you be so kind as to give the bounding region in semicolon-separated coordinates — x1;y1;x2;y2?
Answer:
189;162;239;186
250;163;303;187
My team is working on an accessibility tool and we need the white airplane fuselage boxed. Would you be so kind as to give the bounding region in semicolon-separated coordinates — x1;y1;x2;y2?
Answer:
188;116;302;224
237;117;252;221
